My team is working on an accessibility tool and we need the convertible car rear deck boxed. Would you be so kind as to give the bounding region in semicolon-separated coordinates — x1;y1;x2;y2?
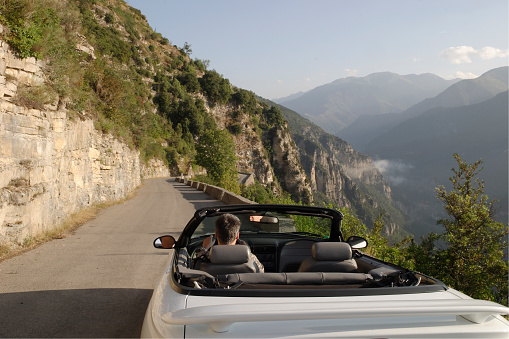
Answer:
142;204;509;338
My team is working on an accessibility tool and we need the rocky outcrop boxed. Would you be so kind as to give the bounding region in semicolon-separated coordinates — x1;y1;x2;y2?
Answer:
271;103;402;232
206;101;276;186
204;100;313;202
295;130;399;231
0;37;169;246
269;125;313;203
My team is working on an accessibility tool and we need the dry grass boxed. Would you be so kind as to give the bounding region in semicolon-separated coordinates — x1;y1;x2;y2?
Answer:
0;188;138;262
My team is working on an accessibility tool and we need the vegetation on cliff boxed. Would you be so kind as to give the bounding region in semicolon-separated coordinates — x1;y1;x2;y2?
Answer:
0;0;298;198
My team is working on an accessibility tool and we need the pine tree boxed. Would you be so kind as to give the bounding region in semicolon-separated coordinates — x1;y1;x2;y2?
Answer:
428;153;508;304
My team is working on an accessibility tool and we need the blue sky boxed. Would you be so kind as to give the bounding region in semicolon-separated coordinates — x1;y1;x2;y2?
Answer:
127;0;508;99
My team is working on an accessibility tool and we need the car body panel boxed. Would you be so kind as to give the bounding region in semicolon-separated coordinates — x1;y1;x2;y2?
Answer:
141;250;186;339
180;292;509;337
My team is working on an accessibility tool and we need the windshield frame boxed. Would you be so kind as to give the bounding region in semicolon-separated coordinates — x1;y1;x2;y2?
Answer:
175;204;344;248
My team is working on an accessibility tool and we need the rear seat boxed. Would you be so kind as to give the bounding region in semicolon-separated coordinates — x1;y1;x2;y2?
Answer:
217;272;372;285
176;248;399;288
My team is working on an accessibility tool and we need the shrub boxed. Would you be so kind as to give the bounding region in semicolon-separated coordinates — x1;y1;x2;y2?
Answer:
104;12;114;24
229;124;243;135
240;181;276;204
0;1;60;59
13;84;57;110
199;70;231;106
263;106;285;128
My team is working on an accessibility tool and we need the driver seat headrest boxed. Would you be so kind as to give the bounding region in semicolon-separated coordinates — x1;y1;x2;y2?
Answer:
199;245;257;275
209;245;251;264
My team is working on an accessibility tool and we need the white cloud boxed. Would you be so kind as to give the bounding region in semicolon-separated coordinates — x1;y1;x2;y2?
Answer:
345;68;358;77
454;71;478;79
439;46;476;64
373;159;413;186
439;45;509;64
478;46;509;60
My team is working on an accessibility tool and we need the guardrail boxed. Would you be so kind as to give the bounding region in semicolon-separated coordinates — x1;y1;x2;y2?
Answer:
175;177;255;205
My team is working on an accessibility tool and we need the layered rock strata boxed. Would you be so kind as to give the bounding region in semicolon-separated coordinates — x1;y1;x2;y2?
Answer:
0;38;169;246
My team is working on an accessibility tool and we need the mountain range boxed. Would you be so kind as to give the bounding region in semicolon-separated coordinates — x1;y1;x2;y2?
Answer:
274;72;459;136
277;67;508;235
339;67;509;150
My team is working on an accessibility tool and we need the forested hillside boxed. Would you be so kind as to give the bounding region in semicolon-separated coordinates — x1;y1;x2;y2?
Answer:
0;0;403;229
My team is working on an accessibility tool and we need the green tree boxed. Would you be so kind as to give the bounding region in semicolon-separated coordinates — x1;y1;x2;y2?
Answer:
419;154;508;304
195;129;239;193
365;212;414;268
199;70;231;106
263;106;284;128
178;64;200;93
183;41;192;55
339;207;369;240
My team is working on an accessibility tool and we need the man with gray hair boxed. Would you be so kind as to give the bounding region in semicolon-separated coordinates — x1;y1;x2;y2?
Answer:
198;213;264;272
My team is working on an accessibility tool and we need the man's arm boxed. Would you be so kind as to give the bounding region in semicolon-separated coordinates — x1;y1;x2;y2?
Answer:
250;253;265;273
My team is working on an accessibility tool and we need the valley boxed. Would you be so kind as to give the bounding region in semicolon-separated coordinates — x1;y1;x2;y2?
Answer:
278;67;508;235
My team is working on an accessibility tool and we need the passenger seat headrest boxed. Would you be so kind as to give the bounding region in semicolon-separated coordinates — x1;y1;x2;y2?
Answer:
209;245;251;264
312;242;352;261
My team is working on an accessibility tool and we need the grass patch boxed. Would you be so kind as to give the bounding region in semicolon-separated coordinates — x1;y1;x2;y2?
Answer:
0;188;139;262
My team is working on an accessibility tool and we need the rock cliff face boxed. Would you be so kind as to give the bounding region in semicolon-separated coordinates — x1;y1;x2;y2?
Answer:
205;101;312;203
0;38;169;246
268;125;312;203
272;102;402;232
206;102;275;186
294;129;400;232
296;130;389;201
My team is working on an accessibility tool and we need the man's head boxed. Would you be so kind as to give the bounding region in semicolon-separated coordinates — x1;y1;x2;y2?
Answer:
215;213;241;245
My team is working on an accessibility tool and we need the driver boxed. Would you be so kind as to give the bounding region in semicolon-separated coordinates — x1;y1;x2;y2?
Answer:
197;213;264;273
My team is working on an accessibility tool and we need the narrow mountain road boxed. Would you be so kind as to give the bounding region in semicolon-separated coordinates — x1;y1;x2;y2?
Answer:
0;178;223;338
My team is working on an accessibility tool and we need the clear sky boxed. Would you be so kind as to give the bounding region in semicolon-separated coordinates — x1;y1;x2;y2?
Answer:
127;0;508;100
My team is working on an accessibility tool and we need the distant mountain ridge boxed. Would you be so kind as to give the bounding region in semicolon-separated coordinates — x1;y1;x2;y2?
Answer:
369;91;508;235
277;72;458;135
277;66;508;235
340;66;509;151
343;67;508;235
273;91;305;103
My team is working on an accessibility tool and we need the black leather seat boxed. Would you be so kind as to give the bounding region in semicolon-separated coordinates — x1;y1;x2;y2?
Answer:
297;242;358;273
198;245;258;275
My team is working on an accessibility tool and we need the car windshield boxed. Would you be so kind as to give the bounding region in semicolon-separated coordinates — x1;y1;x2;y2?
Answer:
192;210;333;239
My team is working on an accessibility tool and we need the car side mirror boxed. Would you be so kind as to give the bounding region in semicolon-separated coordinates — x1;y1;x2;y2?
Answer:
346;236;368;249
153;235;176;249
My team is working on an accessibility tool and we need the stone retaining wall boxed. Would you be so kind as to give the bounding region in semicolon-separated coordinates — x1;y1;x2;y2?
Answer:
177;178;255;205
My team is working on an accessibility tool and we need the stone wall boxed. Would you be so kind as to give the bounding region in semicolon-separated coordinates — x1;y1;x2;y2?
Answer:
179;178;255;205
0;37;170;246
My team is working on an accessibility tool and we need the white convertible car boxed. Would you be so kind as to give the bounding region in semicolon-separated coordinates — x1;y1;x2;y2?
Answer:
141;204;509;338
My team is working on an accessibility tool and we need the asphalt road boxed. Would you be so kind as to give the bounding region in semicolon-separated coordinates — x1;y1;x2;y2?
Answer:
0;178;223;338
